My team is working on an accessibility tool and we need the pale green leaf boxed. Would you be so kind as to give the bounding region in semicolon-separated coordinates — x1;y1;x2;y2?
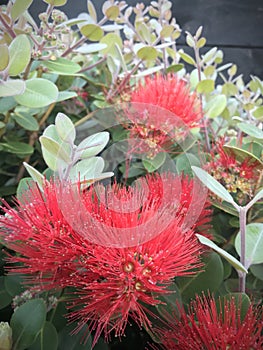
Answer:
137;46;158;61
13;112;39;131
87;0;97;22
191;166;236;205
40;136;71;163
75;43;107;54
235;223;263;268
56;91;78;102
11;0;33;20
143;152;166;172
76;132;110;159
80;24;104;41
55;112;76;144
100;33;123;56
205;94;227;118
0;44;9;71
246;189;263;210
8;35;31;76
179;51;196;65
196;79;215;94
196;234;248;273
42;58;81;75
43;0;67;6
105;5;119;20
237;122;263;139
15;78;58;108
0;79;25;97
23;162;44;190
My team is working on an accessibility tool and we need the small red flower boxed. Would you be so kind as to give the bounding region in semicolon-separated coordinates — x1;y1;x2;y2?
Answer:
130;74;202;128
158;294;263;350
120;75;202;157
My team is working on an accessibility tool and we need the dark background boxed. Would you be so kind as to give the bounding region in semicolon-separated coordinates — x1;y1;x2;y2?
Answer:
1;0;263;81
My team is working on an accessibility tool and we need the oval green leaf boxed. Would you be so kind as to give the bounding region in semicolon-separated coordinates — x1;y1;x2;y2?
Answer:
55;112;76;144
8;34;31;76
13;112;39;131
10;299;46;350
76;131;109;159
235;223;263;268
29;322;58;350
43;0;67;6
137;46;158;61
2;141;34;155
196;79;215;94
11;0;33;20
80;24;104;41
42;58;81;75
237;122;263;139
205;94;227;118
15;78;58;108
143;152;166;172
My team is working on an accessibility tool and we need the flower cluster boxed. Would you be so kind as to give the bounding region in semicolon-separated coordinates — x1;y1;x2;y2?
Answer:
0;173;208;345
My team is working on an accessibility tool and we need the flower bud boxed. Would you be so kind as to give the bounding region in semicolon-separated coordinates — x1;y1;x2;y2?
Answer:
0;322;12;350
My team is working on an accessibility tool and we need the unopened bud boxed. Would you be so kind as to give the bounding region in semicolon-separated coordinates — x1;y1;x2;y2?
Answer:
0;322;12;350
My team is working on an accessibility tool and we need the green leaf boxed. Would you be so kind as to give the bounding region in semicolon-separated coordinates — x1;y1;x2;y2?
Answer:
179;51;196;65
166;64;184;73
196;79;215;94
205;94;227;118
80;24;104;41
250;263;263;281
176;153;201;175
2;141;34;155
69;156;104;182
11;0;33;20
8;35;31;76
137;46;158;61
4;275;24;297
13;112;39;131
0;276;12;310
43;0;67;6
56;91;78;102
191;166;236;205
196;37;206;48
253;106;263;119
75;43;107;54
196;234;248;273
143;152;166;172
105;5;119;20
0;96;17;112
235;223;263;268
237;122;263;139
58;323;92;350
0;44;9;71
15;78;58;108
55;112;76;144
156;283;182;319
177;252;224;303
16;177;34;201
100;33;123;56
29;322;58;350
40;136;71;163
76;132;109;159
246;188;263;210
42;58;81;75
223;145;262;166
222;293;251;321
23;162;44;190
11;299;46;350
87;0;97;22
0;79;25;97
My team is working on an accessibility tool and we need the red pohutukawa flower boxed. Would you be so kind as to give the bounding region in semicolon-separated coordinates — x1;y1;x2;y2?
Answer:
0;180;91;288
55;173;205;344
129;74;202;128
205;139;261;205
157;294;263;350
121;75;202;157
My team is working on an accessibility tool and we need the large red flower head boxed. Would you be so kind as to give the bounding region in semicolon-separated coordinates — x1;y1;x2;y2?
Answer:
55;172;206;344
158;294;263;350
205;139;262;205
129;74;202;128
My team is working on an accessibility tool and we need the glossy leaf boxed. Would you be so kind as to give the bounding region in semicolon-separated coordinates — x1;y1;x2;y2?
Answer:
237;122;263;139
76;132;109;159
8;35;31;76
196;234;248;273
80;24;104;41
55;112;76;144
15;78;58;108
0;44;9;71
205;94;227;118
29;322;58;350
11;0;33;20
42;58;81;75
235;223;263;268
177;252;224;303
191;166;236;205
0;79;25;97
11;299;46;350
2;141;34;155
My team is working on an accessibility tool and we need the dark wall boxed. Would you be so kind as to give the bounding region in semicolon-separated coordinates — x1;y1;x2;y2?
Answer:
1;0;262;80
